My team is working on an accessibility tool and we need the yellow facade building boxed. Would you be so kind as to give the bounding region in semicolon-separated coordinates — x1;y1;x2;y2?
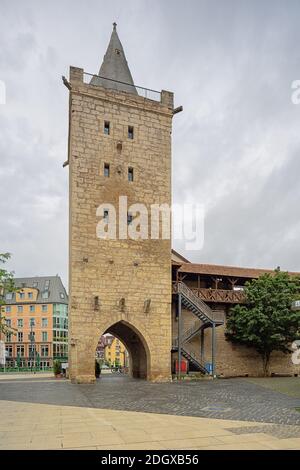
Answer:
1;276;68;369
104;336;128;368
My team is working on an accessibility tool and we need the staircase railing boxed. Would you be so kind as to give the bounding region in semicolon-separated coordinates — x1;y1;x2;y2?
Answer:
172;320;202;347
192;287;245;304
172;341;208;373
174;281;224;324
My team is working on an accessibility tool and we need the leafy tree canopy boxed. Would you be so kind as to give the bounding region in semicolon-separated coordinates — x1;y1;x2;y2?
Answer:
225;270;300;375
0;253;16;335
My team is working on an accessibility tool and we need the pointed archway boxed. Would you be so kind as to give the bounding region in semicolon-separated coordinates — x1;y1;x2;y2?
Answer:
103;321;149;379
70;316;171;384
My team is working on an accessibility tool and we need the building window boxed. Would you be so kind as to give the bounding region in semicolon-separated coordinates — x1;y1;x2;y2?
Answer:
5;306;11;313
42;332;48;342
17;345;25;357
5;345;13;357
33;282;38;288
41;345;49;357
6;333;12;342
28;331;35;344
104;121;110;135
42;291;49;300
17;305;23;314
60;293;65;299
28;345;36;356
30;318;35;327
104;163;110;177
6;319;11;327
128;167;134;182
19;292;25;299
45;280;50;290
18;332;23;342
42;318;48;328
30;305;35;313
17;319;23;328
5;292;13;300
42;305;48;312
28;292;33;299
128;126;134;139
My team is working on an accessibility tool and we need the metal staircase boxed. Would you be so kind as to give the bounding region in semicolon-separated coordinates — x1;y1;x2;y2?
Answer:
172;341;208;374
173;281;224;376
174;281;224;326
172;320;202;347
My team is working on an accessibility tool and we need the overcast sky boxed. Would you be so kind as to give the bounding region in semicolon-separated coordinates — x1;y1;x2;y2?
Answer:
1;0;300;287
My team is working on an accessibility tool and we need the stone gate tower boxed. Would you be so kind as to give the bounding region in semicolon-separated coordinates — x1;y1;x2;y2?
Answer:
65;24;174;383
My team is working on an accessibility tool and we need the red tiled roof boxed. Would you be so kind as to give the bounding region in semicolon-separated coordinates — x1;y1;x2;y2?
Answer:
177;262;300;279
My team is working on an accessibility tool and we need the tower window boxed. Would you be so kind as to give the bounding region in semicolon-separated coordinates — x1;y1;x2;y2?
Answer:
104;121;110;135
128;126;134;139
127;212;133;225
104;163;110;177
103;209;109;223
128;167;134;182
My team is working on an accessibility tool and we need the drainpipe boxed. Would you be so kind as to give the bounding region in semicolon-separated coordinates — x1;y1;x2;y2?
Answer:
212;322;216;379
200;327;204;364
178;293;182;380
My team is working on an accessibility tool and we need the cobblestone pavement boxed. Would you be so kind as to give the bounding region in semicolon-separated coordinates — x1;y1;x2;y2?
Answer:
1;374;300;449
1;374;300;427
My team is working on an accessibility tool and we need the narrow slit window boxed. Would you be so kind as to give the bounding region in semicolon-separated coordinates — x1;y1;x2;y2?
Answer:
128;126;134;139
104;163;110;177
104;121;110;135
103;209;109;223
127;212;133;225
128;167;134;182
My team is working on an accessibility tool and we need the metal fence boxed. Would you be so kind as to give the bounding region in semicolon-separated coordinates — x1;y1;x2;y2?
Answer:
83;72;161;102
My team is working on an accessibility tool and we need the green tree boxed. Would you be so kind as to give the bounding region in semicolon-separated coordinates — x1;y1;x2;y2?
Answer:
0;253;16;336
53;360;62;376
225;270;300;376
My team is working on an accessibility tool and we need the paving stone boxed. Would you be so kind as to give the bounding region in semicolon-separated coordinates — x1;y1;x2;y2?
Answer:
1;374;300;428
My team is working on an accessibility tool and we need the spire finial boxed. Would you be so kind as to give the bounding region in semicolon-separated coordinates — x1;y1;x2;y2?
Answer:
91;21;137;95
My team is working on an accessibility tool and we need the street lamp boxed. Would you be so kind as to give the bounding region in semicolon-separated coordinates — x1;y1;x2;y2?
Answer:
28;319;35;371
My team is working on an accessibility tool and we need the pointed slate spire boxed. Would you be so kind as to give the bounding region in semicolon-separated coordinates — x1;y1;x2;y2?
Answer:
91;23;137;95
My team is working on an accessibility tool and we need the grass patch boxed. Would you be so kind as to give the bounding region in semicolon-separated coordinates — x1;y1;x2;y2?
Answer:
244;377;300;398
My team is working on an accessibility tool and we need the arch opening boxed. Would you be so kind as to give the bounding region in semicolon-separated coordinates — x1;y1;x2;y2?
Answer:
96;321;150;379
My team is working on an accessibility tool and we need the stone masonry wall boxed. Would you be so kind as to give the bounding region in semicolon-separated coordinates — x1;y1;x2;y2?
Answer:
68;67;173;383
